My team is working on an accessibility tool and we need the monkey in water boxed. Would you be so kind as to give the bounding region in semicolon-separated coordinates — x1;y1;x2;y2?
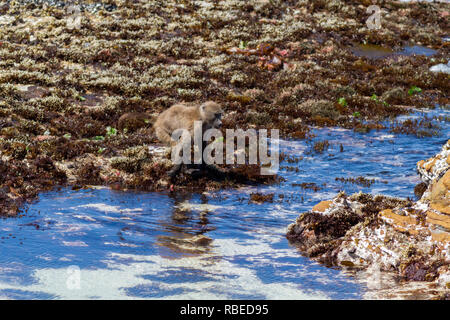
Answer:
153;101;223;177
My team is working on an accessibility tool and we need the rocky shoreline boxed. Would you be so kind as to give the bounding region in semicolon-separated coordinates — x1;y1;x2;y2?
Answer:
0;0;449;216
287;140;450;299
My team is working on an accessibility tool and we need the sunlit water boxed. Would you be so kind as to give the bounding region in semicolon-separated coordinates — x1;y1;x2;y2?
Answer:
0;107;448;300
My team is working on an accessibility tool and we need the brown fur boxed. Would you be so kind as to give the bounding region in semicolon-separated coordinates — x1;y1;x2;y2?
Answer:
153;101;223;145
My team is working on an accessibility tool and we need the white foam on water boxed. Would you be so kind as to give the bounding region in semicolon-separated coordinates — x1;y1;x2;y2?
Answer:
177;202;227;212
76;203;143;214
0;241;330;299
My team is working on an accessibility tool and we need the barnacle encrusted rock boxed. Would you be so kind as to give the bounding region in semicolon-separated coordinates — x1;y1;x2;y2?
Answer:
287;140;450;297
417;140;450;185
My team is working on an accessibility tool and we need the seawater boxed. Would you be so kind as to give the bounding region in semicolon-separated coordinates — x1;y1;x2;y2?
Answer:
0;107;448;299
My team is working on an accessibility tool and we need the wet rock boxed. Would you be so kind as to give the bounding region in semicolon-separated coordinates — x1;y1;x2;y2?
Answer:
287;140;450;297
417;140;449;184
399;45;437;57
312;200;333;212
418;140;450;215
74;158;103;185
428;171;450;215
156;234;212;255
3;0;116;13
299;100;340;120
382;87;407;105
350;44;394;60
287;192;411;264
414;181;428;199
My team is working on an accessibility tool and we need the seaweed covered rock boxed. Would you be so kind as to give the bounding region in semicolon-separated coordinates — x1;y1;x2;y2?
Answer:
286;192;413;265
287;140;450;297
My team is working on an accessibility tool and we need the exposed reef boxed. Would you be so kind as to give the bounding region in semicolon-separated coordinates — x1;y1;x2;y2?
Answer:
0;0;449;215
287;140;450;299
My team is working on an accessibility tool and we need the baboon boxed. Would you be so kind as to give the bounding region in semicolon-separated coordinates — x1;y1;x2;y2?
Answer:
153;101;224;178
153;101;223;146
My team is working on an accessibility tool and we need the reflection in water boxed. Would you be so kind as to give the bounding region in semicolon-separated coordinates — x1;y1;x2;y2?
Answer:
0;107;448;299
156;193;214;257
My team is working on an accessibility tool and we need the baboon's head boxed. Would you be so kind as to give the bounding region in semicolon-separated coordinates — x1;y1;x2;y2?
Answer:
200;101;223;128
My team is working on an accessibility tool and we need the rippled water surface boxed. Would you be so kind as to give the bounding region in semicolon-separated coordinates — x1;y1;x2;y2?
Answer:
0;107;449;299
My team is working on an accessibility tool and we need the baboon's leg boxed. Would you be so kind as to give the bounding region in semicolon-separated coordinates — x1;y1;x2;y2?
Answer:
198;140;225;177
155;127;182;179
167;131;191;179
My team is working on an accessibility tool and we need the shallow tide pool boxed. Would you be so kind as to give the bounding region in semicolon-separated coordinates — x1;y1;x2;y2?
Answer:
0;107;449;299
